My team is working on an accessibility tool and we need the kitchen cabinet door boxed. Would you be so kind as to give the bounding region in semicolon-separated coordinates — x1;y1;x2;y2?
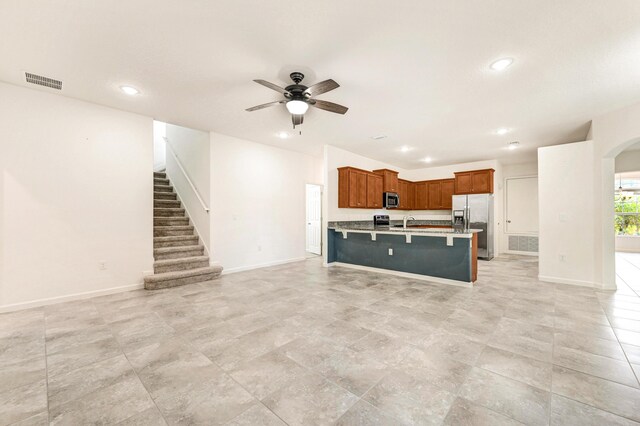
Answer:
356;171;367;207
373;169;399;193
366;173;383;208
454;172;472;194
441;179;454;209
428;181;441;209
471;170;494;194
408;183;417;210
398;180;409;209
415;182;428;210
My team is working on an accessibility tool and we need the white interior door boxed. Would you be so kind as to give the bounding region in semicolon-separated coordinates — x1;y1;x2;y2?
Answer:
506;177;539;234
306;184;322;255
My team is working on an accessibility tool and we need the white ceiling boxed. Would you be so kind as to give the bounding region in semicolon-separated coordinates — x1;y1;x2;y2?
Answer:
2;0;640;169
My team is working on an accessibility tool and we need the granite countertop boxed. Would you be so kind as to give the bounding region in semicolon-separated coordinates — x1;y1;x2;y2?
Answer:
327;224;483;235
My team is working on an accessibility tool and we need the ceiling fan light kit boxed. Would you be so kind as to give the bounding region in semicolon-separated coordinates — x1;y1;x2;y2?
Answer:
246;72;348;129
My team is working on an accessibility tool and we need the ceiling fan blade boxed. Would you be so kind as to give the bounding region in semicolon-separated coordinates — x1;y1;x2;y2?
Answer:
303;79;339;97
292;114;304;127
310;99;348;114
245;100;285;112
253;79;291;95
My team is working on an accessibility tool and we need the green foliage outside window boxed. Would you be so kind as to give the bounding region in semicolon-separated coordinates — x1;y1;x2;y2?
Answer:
615;193;640;236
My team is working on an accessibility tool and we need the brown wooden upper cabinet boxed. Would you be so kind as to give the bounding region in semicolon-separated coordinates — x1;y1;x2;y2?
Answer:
425;179;454;209
366;173;383;208
440;179;454;209
454;169;494;194
372;169;399;193
398;179;410;209
338;167;368;208
415;182;428;210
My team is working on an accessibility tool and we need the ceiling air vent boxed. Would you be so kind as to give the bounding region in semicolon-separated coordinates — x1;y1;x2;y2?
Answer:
25;72;62;90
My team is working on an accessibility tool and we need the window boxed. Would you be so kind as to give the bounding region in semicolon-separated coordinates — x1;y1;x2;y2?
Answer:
615;193;640;236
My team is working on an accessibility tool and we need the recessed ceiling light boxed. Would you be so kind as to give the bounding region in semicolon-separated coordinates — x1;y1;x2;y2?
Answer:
490;58;514;71
120;85;140;95
422;157;432;163
495;128;510;135
276;131;289;139
508;141;520;150
400;146;411;153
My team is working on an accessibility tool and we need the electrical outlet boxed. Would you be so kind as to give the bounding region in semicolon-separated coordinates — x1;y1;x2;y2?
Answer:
99;261;107;270
558;254;566;262
257;245;262;252
388;248;393;256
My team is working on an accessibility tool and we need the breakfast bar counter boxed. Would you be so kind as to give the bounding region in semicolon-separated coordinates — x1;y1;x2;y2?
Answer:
327;224;480;286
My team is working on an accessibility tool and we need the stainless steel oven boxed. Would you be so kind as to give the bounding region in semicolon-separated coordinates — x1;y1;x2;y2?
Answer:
384;192;399;209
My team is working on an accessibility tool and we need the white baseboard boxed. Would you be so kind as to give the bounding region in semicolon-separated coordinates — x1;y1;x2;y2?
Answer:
221;257;306;275
616;248;640;253
0;283;144;313
331;262;473;288
537;274;597;288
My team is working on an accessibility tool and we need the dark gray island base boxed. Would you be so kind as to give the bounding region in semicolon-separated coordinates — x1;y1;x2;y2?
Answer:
327;227;479;286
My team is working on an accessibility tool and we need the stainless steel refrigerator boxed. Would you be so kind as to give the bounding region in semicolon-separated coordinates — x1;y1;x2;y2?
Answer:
452;194;494;260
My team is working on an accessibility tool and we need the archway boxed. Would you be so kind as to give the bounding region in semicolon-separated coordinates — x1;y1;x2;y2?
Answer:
600;136;640;290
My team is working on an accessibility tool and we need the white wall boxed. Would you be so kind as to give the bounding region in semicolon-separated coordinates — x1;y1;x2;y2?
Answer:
0;82;153;311
323;145;504;253
615;150;640;173
538;141;596;287
164;123;211;251
153;121;166;171
210;132;322;273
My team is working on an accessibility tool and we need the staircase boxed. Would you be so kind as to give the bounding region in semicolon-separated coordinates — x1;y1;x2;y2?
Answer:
144;171;222;290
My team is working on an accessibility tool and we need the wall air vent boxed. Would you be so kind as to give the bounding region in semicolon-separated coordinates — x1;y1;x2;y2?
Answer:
25;72;62;90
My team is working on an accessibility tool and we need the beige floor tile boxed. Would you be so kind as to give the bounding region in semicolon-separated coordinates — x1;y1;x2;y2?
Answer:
476;346;552;390
363;369;456;425
0;379;47;425
229;350;307;399
458;367;550;426
335;399;406;426
552;365;640;422
227;403;286;426
443;398;524;426
553;346;639;388
550;393;639;426
315;347;388;396
262;372;359;426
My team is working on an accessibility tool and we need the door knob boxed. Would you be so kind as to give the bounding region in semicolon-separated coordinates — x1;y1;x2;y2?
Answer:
507;220;511;223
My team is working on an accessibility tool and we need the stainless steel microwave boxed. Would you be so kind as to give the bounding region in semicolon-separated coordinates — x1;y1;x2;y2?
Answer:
384;192;399;208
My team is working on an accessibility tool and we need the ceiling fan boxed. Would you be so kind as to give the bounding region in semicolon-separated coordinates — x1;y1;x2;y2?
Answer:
246;72;348;129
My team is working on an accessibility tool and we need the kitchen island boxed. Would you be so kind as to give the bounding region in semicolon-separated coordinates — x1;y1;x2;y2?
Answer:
327;223;481;287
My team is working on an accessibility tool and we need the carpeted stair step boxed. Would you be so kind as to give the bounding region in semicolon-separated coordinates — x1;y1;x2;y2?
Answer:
154;235;199;248
154;217;189;226
154;184;174;193
154;192;177;201
154;244;204;260
154;225;194;237
154;199;181;208
144;265;224;290
154;177;170;186
154;256;210;274
154;171;166;179
154;207;186;217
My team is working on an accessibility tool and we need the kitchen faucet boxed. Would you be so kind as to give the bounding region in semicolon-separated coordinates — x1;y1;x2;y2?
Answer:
403;216;415;229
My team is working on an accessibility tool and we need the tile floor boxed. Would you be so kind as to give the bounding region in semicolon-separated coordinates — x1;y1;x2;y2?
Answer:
1;254;640;425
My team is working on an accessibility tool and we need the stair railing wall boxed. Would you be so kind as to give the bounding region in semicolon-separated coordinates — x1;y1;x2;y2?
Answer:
164;137;211;256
